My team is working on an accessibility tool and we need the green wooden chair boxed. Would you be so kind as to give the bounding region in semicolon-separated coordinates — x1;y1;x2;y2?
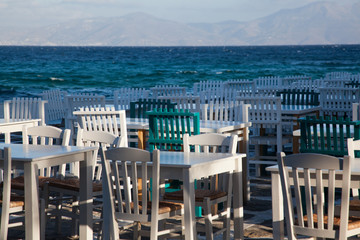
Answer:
147;108;200;151
130;99;176;119
298;116;360;157
276;89;320;106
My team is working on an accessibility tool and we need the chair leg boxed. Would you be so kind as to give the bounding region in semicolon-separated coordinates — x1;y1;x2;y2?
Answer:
133;222;141;240
204;197;214;240
40;198;46;240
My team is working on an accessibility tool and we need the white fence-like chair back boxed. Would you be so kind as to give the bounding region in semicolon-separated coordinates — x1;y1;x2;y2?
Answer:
41;89;67;124
158;95;201;113
223;79;255;100
3;97;47;125
193;81;225;104
282;75;311;89
319;87;360;117
201;99;249;123
150;85;187;98
113;88;150;110
254;76;283;92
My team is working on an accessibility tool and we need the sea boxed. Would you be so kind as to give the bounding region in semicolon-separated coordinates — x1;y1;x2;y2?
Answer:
0;45;360;102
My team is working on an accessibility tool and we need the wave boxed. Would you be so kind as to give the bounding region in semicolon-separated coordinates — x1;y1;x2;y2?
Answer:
50;77;65;81
176;70;198;74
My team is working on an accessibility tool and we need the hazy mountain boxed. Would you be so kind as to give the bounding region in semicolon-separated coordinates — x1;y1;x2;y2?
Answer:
1;1;360;46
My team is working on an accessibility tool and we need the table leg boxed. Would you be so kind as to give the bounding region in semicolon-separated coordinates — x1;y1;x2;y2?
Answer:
24;162;40;239
183;168;196;240
271;172;284;240
238;127;250;202
79;151;93;240
233;156;244;240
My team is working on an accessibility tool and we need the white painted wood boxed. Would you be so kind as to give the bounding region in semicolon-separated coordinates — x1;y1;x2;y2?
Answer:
113;88;150;110
101;148;184;239
150;85;187;98
182;133;238;239
319;87;360;117
158;95;201;113
193;81;225;104
40;89;67;124
277;152;360;240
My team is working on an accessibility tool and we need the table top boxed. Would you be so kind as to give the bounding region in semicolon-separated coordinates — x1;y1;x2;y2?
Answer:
0;143;97;162
158;151;246;168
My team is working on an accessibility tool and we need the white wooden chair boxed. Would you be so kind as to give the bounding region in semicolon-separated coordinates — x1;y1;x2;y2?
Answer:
201;99;248;123
223;79;255;100
0;147;46;240
40;89;67;125
113;88;150;110
100;147;184;240
158;95;201;113
320;87;360;117
238;96;290;176
64;93;105;135
150;84;187;98
278;152;360;240
73;106;128;149
163;133;237;240
193;81;225;104
3;97;47;143
48;130;121;236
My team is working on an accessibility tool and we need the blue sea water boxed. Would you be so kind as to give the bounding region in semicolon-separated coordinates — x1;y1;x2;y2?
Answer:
0;45;360;101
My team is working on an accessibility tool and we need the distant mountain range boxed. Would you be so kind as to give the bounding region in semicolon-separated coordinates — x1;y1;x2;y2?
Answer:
1;1;360;46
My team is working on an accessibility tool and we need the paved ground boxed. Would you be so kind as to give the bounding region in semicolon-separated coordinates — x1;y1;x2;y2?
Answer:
7;176;274;239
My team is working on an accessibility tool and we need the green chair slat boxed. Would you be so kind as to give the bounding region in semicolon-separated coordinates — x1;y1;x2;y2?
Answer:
276;89;320;106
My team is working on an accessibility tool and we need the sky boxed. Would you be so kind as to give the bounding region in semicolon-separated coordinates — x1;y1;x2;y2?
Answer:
0;0;357;31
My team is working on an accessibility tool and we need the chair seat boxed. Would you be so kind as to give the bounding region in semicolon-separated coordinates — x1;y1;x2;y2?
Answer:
10;176;52;190
163;189;227;202
302;214;360;230
350;199;360;211
0;195;24;208
48;178;103;192
128;201;183;215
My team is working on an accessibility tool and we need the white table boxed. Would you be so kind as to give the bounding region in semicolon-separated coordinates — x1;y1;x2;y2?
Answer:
266;164;360;240
0;143;96;240
0;119;41;143
154;151;246;240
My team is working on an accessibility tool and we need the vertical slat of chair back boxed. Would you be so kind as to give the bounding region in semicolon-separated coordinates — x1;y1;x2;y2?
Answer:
278;152;348;238
299;116;360;156
147;109;200;151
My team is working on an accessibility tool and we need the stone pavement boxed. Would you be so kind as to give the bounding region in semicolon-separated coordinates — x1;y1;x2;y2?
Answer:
7;176;274;240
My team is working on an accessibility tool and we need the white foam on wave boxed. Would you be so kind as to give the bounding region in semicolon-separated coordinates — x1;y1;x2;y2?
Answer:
50;77;64;81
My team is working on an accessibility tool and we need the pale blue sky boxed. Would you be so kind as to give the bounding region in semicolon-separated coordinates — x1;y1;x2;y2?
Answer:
0;0;356;30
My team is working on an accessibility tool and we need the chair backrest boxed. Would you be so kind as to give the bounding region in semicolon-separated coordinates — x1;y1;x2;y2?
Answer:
193;80;225;104
74;107;128;148
276;89;320;106
22;125;71;177
147;109;200;151
201;99;249;122
223;79;255;100
41;89;67;124
298;116;360;157
0;147;12;239
183;133;238;154
278;152;352;239
113;88;150;110
100;147;161;232
237;96;282;128
76;129;121;180
254;76;283;91
158;95;201;113
150;85;187;98
129;99;176;119
3;97;47;125
319;87;360;117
